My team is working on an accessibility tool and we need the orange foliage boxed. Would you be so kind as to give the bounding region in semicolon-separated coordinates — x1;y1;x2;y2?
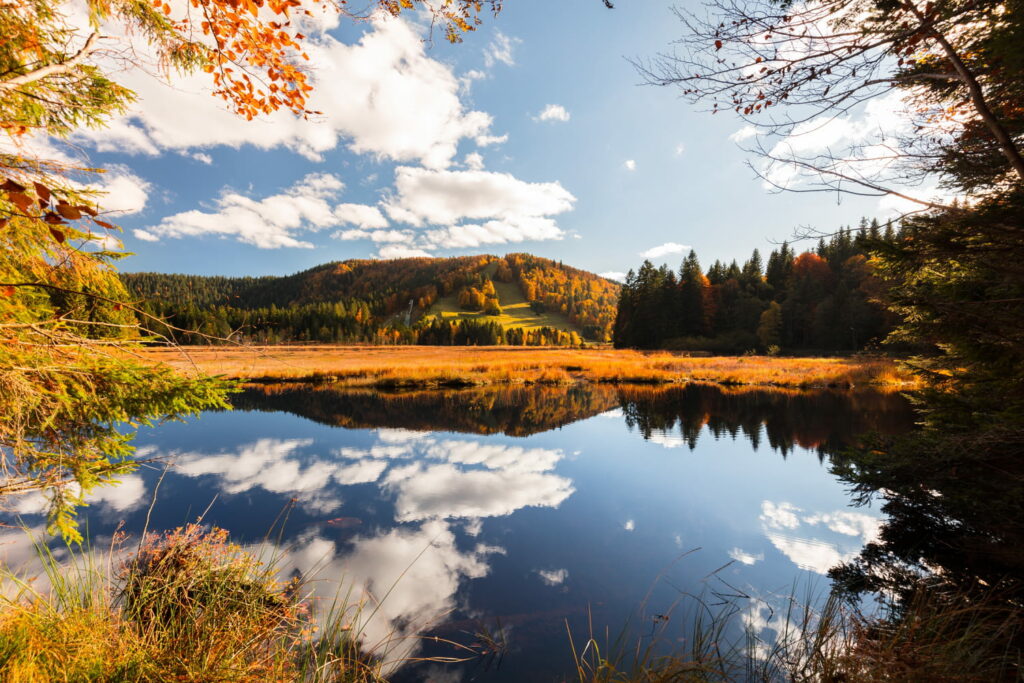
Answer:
792;252;832;282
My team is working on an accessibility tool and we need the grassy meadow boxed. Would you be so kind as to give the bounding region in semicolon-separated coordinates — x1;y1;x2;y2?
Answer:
137;345;916;389
422;264;579;334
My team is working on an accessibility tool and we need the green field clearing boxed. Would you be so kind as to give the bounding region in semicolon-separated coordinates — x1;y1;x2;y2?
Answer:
422;276;578;334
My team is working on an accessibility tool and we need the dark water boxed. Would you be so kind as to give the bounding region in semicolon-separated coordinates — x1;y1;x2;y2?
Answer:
2;383;916;680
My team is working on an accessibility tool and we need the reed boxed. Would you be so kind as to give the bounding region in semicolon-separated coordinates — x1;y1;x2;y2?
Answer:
568;587;1022;682
137;345;918;391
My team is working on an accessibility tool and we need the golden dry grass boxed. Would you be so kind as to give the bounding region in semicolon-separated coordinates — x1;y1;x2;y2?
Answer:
138;345;918;390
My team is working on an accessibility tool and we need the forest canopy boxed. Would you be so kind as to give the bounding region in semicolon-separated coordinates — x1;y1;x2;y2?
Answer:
613;220;899;354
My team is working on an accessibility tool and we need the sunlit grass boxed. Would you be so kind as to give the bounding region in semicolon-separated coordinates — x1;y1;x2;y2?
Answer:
0;525;473;682
138;345;919;390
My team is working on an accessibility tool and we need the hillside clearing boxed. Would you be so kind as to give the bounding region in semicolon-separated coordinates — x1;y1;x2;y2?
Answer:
423;269;578;334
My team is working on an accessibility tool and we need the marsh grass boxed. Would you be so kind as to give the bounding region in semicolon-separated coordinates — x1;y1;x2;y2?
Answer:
0;524;476;682
137;346;917;390
566;585;1023;682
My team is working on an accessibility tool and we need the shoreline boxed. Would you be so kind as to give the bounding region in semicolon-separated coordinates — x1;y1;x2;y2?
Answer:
138;345;918;391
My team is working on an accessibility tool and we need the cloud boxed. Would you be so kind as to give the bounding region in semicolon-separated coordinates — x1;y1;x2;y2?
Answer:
173;437;388;513
623;519;635;531
138;173;345;248
645;431;688;448
377;438;575;521
729;125;759;143
386;463;574;521
599;271;627;282
419;217;564;250
428;440;563;473
77;18;501;169
764;532;852;574
759;500;802;530
623;159;637;171
758;500;883;575
187;151;213;164
483;31;519;68
146;162;575;253
537;568;568;586
9;475;147;518
90;234;124;251
333;203;389;230
365;166;577;253
640;242;691;259
385;166;575;226
474;132;509;147
335;228;411;243
253;521;501;669
99;170;151;214
463;152;485;171
675;143;686;156
534;104;570;123
803;510;881;544
728;547;764;565
377;244;433;259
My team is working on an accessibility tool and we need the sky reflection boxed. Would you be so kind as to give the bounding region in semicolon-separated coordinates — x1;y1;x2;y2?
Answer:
0;385;915;680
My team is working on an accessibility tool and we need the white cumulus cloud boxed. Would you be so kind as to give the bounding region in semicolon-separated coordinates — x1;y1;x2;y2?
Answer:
534;104;570;123
640;242;692;260
384;166;575;226
537;568;568;586
137;173;345;248
483;31;519;68
599;271;627;282
333;203;390;230
76;18;502;169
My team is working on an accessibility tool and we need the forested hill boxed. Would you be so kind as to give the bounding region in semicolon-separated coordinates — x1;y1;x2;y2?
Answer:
122;254;620;346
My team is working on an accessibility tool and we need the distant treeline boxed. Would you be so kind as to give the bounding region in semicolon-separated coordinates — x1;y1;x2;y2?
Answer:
121;254;612;346
614;219;901;353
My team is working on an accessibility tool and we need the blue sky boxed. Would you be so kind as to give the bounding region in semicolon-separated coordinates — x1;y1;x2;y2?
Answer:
65;0;897;278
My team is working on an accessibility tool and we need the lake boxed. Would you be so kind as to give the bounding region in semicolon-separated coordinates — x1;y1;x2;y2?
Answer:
1;383;916;681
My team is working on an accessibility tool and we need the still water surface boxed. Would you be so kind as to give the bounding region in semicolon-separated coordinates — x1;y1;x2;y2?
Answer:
3;384;915;680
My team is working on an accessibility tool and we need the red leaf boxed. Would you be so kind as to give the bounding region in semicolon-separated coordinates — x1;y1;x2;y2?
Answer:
49;227;66;243
8;192;33;213
1;286;14;298
715;40;723;50
33;182;51;204
94;219;116;230
44;212;64;224
56;202;82;220
0;179;26;193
